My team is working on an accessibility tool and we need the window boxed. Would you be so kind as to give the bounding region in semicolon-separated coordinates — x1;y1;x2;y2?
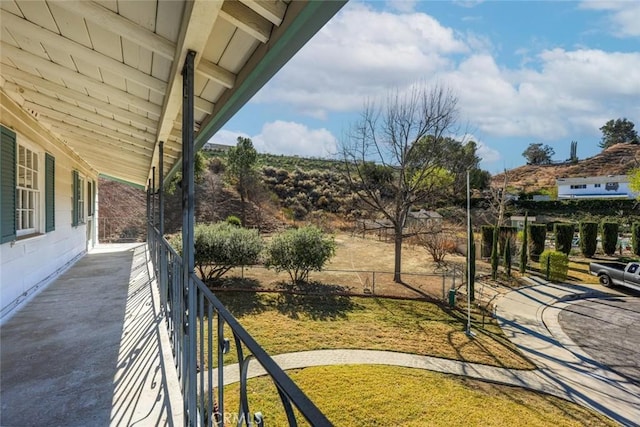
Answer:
72;170;86;226
594;183;601;188
16;144;40;236
570;184;586;189
1;126;55;242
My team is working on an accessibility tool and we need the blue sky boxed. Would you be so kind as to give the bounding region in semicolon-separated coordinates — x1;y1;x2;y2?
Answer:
209;0;640;173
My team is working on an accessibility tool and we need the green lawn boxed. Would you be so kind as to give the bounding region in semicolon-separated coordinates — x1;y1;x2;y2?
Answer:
206;292;534;370
223;365;615;426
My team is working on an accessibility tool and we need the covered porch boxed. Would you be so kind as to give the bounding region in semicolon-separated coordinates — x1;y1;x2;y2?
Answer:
1;1;346;424
0;243;183;426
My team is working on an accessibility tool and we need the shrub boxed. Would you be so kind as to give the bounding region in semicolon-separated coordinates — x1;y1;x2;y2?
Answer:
519;213;528;274
498;226;517;257
490;226;499;280
539;250;569;282
529;224;546;262
225;215;242;227
170;222;263;281
633;222;640;256
554;223;574;255
264;226;336;284
481;225;493;258
579;222;598;258
601;221;619;256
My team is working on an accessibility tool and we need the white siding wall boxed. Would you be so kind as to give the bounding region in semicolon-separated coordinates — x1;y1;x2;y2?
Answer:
1;125;97;320
558;180;636;199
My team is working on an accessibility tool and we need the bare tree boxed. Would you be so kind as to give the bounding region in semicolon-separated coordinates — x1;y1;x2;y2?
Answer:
341;84;459;283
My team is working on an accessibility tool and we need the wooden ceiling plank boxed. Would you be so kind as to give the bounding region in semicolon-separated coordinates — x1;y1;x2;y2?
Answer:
1;66;157;130
29;101;155;149
51;128;149;161
0;42;161;115
219;1;272;44
47;122;153;158
2;11;167;94
13;0;57;32
54;0;175;60
239;0;286;26
195;96;214;114
12;85;155;137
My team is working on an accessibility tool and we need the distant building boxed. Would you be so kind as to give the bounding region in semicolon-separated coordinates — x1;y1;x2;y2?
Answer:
509;216;536;231
406;209;443;229
202;142;233;152
556;175;637;199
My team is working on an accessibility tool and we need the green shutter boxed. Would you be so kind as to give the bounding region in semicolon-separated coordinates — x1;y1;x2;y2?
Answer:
1;126;17;244
72;169;79;226
45;153;55;232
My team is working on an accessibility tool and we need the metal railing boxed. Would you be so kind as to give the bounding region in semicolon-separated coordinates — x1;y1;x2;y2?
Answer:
148;223;331;426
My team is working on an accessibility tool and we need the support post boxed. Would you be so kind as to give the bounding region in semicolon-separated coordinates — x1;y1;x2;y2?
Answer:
159;142;166;308
181;50;197;426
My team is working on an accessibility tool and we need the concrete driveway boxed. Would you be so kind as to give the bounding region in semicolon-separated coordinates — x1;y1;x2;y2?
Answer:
495;281;640;427
558;295;640;386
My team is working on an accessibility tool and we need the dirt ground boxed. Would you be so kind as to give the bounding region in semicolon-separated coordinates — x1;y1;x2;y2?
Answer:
220;233;469;301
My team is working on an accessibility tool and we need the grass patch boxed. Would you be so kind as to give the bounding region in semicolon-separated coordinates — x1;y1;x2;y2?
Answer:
223;365;615;426
204;293;534;370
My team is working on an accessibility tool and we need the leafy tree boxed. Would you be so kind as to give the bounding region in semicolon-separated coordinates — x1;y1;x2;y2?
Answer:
522;143;555;165
554;223;574;255
467;237;476;301
166;150;208;194
529;224;546;262
601;221;619;256
632;222;640;257
503;237;512;277
490;226;499;280
630;168;640;200
519;213;528;274
227;137;258;224
264;226;336;284
341;84;460;283
599;118;639;149
170;222;263;281
579;222;598;258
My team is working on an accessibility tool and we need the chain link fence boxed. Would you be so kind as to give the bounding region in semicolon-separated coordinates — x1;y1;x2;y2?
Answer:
218;265;465;302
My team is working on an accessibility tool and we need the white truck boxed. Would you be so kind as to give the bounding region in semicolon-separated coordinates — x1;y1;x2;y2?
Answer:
589;261;640;292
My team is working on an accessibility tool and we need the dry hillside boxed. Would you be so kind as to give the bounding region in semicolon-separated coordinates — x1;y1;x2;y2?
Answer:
492;143;640;192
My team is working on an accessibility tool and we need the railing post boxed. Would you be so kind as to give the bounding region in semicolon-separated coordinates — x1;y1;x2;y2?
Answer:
182;49;197;426
159;141;167;309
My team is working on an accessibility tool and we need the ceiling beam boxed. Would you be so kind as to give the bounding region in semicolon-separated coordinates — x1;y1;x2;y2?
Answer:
151;0;224;183
195;96;214;114
54;0;176;60
2;11;167;95
219;1;272;43
239;0;287;26
197;58;235;89
1;65;158;131
1;42;161;116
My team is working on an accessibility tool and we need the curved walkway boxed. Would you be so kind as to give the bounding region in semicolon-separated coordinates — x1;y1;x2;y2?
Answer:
213;279;640;427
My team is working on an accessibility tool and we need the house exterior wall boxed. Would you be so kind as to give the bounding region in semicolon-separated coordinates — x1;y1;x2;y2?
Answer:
556;175;637;199
1;94;98;321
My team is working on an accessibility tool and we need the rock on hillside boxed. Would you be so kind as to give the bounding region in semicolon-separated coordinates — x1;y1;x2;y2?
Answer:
493;143;640;191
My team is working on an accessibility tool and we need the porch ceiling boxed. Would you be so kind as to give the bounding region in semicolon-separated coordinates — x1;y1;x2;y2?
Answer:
0;0;345;188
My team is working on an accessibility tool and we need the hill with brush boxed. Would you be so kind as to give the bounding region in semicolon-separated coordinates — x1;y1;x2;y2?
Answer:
492;143;640;192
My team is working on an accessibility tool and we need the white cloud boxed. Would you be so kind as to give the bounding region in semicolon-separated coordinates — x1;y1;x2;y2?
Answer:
254;3;468;116
580;1;640;37
210;121;338;158
250;3;639;153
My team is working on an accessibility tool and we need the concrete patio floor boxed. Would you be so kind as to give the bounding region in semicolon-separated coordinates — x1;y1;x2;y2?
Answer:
0;243;182;427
